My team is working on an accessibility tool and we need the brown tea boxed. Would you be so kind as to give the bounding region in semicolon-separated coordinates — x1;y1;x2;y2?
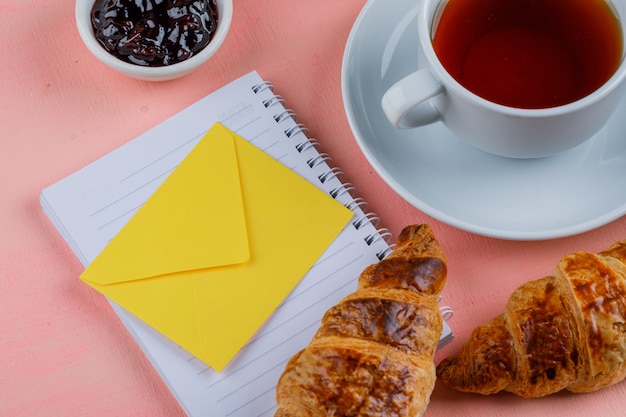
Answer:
432;0;623;108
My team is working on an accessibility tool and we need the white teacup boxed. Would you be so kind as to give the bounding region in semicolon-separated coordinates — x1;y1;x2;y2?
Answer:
382;0;626;158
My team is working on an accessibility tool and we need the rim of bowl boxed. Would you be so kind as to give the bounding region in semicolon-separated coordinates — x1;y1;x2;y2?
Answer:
75;0;233;80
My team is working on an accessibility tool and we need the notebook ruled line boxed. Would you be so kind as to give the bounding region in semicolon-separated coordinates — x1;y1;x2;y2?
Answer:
119;134;202;182
224;385;276;417
257;405;278;417
89;169;174;219
95;203;143;231
215;357;289;403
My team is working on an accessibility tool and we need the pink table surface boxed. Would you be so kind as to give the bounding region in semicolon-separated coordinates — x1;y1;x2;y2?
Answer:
1;1;626;416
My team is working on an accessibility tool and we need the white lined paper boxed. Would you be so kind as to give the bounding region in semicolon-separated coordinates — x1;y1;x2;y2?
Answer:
40;71;452;417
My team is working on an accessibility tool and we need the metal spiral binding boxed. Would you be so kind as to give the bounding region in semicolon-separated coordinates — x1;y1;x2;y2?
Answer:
364;228;392;246
253;80;396;261
285;123;309;138
295;138;320;153
252;81;274;94
353;212;381;230
274;109;297;123
345;197;368;213
439;305;454;322
318;167;344;184
436;295;454;321
376;245;395;260
306;153;332;168
263;95;285;109
330;182;356;199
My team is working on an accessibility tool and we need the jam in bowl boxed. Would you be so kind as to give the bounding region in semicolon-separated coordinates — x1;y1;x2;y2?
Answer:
75;0;233;80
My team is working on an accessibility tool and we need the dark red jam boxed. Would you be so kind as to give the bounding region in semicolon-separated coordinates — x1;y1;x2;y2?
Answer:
91;0;219;67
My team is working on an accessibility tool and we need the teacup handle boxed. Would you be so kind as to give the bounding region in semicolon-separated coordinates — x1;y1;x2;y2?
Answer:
381;69;443;129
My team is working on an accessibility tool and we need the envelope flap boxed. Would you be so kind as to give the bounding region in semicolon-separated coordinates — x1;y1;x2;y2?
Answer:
193;127;355;371
80;124;250;285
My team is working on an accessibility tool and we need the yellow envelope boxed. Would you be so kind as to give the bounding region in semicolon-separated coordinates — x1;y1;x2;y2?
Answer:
80;123;353;371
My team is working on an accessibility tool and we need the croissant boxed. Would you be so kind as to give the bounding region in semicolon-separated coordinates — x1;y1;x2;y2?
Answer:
275;224;448;416
437;239;626;398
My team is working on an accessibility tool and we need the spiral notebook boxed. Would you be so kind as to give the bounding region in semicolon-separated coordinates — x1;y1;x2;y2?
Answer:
40;71;453;417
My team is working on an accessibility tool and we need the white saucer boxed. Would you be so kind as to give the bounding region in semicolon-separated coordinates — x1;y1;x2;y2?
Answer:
341;0;626;240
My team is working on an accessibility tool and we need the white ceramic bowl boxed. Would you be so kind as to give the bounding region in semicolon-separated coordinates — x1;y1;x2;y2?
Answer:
75;0;233;81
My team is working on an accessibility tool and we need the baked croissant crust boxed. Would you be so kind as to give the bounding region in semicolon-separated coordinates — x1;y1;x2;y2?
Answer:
275;224;448;416
437;239;626;398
